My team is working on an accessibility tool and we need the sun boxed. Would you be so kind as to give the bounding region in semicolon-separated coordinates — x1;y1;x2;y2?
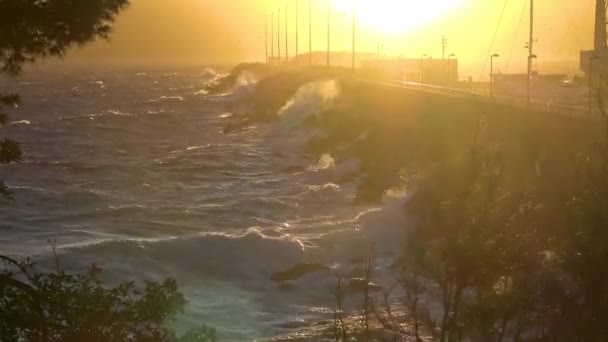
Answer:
334;0;463;34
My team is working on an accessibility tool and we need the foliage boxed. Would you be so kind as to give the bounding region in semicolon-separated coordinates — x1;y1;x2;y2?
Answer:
0;3;217;341
0;255;216;342
0;0;129;200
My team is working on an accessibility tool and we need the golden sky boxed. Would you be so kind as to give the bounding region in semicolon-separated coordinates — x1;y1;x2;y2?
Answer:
70;0;596;75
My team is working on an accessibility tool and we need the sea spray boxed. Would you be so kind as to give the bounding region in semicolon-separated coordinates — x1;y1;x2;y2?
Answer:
277;79;340;127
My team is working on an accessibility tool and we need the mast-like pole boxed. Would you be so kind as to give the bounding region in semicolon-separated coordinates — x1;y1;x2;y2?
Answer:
352;0;356;70
265;14;268;63
277;8;281;64
271;12;274;62
286;3;289;63
527;0;534;104
595;0;607;52
278;8;281;63
296;0;299;60
309;0;312;65
327;0;331;67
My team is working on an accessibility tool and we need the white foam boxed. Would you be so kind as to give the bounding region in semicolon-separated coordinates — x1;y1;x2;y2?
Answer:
277;80;340;127
10;120;31;125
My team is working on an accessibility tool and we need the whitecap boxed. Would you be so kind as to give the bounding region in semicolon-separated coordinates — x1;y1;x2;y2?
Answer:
10;120;31;125
150;95;185;103
309;153;335;171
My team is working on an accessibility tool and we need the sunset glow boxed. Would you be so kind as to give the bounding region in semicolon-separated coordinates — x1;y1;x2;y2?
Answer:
334;0;463;33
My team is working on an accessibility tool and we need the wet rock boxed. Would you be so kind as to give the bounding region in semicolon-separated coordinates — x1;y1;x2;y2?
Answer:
271;262;330;283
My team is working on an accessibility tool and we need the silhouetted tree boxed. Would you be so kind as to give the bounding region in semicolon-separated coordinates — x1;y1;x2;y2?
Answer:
1;3;216;341
0;0;129;199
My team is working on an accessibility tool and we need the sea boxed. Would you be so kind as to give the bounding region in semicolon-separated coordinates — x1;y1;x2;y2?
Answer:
0;65;407;341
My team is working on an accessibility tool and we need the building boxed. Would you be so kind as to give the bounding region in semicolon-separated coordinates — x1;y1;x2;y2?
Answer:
360;57;459;85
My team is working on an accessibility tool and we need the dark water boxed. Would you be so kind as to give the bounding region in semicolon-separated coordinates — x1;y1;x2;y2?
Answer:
0;66;405;340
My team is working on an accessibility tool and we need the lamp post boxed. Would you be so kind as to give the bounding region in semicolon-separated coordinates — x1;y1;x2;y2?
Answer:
490;53;500;99
420;54;428;88
351;0;356;71
285;3;289;64
309;0;312;65
265;14;268;63
327;0;331;67
271;12;274;63
447;53;456;85
296;0;299;60
278;7;281;64
527;0;535;105
590;55;601;114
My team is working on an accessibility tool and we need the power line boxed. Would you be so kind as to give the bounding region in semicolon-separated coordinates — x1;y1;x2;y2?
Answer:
504;0;528;72
478;0;509;82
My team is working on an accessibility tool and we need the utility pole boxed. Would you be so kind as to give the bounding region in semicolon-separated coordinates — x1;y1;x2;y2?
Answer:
296;0;299;60
285;3;289;63
442;35;447;60
527;0;534;104
595;0;607;52
271;12;275;62
309;0;312;65
265;14;268;63
278;7;281;64
327;0;331;67
352;0;356;70
590;55;600;115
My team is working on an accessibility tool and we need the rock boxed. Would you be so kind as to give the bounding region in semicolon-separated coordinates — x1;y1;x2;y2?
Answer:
271;262;330;283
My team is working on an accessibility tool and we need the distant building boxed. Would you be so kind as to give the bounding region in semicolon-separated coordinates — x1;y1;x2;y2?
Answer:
289;51;376;68
360;57;459;85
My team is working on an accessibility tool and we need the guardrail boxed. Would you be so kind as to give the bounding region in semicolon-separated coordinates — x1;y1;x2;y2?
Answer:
371;80;603;121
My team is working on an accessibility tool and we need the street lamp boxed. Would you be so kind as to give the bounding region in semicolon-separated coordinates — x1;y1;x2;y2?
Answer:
285;3;289;64
419;53;428;88
265;14;268;63
490;53;500;99
351;0;356;71
271;12;275;63
278;7;281;64
327;0;331;67
309;0;312;65
295;0;299;60
590;55;601;114
447;53;456;85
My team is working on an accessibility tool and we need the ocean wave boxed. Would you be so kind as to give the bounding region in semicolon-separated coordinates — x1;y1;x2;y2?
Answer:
149;95;185;103
10;120;31;125
47;228;308;286
277;80;340;127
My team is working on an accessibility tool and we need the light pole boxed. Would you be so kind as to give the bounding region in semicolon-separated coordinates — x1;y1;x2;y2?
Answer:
309;0;312;65
278;7;281;64
296;0;299;60
327;0;331;67
490;53;500;99
285;3;289;63
589;55;601;114
265;14;268;63
447;53;456;85
271;12;274;63
351;0;356;71
420;54;428;88
527;0;535;104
